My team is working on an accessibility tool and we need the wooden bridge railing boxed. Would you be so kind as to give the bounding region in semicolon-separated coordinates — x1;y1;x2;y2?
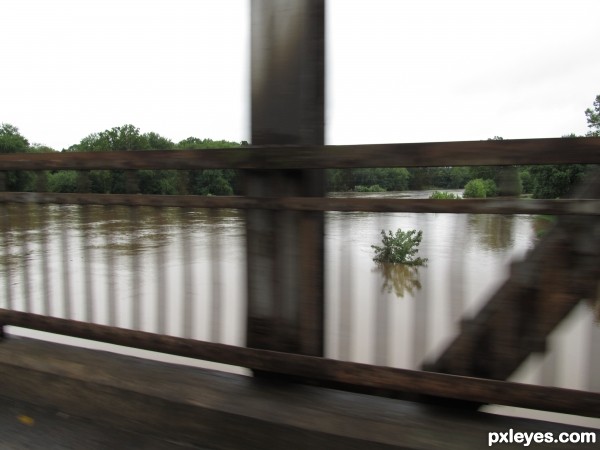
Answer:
1;0;600;424
0;137;599;420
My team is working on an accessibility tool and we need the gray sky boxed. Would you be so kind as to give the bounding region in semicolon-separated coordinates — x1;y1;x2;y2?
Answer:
2;0;599;150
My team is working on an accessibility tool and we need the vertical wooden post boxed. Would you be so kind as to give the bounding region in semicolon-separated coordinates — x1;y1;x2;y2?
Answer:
246;0;325;356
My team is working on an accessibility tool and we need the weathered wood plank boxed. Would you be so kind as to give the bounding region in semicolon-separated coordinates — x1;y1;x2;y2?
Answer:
0;192;598;215
1;310;599;418
3;336;597;450
425;170;600;381
0;137;598;170
246;0;326;356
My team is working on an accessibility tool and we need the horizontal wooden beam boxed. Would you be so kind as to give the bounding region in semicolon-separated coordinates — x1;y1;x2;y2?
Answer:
4;336;593;450
0;138;598;170
1;309;598;418
0;192;598;215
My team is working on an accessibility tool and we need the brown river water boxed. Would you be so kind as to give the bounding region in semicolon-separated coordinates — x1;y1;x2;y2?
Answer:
1;190;598;427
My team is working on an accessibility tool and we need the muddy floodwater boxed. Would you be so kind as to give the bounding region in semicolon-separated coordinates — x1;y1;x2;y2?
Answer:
2;190;598;427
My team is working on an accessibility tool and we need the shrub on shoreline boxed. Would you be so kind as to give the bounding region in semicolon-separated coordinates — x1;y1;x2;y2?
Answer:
429;191;461;200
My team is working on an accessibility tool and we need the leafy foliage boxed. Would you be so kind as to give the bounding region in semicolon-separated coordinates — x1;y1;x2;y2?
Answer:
48;170;78;193
494;166;521;196
71;124;151;152
525;95;599;199
463;179;487;198
429;191;461;200
354;184;386;192
327;168;410;192
60;124;244;195
371;229;428;266
483;179;498;197
585;94;600;137
0;123;29;153
529;164;586;199
3;93;599;197
463;178;497;198
519;169;533;194
0;124;39;191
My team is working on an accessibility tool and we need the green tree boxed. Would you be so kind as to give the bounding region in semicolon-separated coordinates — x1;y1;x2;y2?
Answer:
326;168;411;192
189;170;234;195
448;166;471;188
75;124;150;152
519;168;533;194
326;169;350;191
71;125;186;194
585;94;600;137
530;164;586;199
144;132;174;150
377;168;411;191
372;229;428;266
138;132;177;194
407;167;431;190
0;123;29;153
495;166;521;196
48;170;78;193
29;143;55;153
70;125;151;193
176;137;242;195
136;170;179;195
466;137;521;196
354;184;386;192
463;178;487;198
176;137;241;150
348;168;378;188
0;124;37;191
429;191;460;200
528;95;598;200
483;179;498;197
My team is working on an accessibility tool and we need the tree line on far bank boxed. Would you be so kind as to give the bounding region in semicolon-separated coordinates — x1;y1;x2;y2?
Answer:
0;123;243;196
1;95;598;199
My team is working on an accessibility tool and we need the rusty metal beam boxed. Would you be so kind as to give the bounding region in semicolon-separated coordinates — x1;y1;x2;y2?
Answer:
1;310;599;418
0;138;598;170
0;192;597;215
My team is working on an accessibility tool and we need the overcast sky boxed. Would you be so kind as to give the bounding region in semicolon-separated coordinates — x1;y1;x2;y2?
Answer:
2;0;599;150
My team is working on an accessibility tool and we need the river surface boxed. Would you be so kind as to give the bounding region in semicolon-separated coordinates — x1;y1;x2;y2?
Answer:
1;190;598;427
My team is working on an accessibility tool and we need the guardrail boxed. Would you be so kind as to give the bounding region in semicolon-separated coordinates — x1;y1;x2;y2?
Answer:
0;138;599;419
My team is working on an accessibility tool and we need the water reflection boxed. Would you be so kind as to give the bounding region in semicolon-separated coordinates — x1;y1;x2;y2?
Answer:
467;214;515;251
373;262;423;298
2;198;599;428
531;215;556;239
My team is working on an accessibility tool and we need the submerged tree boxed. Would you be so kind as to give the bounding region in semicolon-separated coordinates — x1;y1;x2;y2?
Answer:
371;229;428;266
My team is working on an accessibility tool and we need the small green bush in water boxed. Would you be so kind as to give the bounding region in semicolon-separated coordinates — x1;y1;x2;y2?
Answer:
354;184;386;192
429;191;461;200
463;179;487;198
463;178;497;198
372;229;428;266
483;179;497;197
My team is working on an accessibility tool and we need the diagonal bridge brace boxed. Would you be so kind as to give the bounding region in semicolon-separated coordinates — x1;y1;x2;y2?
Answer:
425;169;600;382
